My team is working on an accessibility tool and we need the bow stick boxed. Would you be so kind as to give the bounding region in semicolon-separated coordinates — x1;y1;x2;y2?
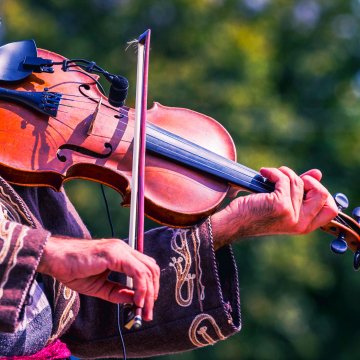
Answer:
125;29;151;330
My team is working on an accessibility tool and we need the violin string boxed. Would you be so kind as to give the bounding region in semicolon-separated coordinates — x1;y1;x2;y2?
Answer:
145;125;273;190
54;100;133;131
144;137;274;192
167;139;260;178
49;99;312;198
59;93;101;99
57;103;82;109
334;215;347;227
60;95;129;109
59;93;129;106
54;109;264;189
55;108;130;124
60;93;130;109
53;98;307;193
53;103;351;207
60;97;101;105
57;103;129;117
335;213;353;227
335;214;359;233
53;113;269;191
53;103;272;191
57;99;130;119
330;215;360;238
50;115;81;131
55;108;73;114
51;113;133;137
335;214;347;223
47;115;133;148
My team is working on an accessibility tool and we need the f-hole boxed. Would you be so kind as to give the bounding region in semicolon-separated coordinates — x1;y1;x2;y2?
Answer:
57;142;113;162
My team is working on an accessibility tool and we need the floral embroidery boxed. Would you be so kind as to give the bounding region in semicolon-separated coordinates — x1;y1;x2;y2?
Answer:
0;186;31;225
0;225;28;299
48;285;76;343
169;226;206;309
0;221;16;264
188;313;226;347
169;228;195;307
192;227;205;311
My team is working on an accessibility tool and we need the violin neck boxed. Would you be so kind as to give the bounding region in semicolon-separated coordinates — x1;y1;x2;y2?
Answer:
147;124;275;194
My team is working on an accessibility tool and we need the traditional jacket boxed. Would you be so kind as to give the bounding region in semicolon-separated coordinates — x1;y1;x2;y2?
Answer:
0;176;241;358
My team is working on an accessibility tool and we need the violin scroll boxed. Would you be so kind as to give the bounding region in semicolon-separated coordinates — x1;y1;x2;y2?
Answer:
320;193;360;270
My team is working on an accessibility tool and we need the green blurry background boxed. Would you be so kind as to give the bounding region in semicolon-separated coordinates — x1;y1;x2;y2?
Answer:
2;0;360;359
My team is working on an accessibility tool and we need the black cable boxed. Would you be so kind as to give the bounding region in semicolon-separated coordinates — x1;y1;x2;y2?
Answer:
100;184;127;360
117;304;127;360
37;58;127;107
100;184;115;237
70;68;107;96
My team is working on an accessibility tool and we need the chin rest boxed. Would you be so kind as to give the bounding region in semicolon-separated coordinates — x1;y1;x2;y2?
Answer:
0;39;37;82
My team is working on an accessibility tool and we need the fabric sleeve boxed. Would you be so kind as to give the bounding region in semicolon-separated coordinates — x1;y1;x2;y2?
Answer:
63;219;241;359
0;219;50;333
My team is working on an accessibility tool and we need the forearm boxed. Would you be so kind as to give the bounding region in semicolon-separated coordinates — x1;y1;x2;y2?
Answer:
211;206;242;250
37;235;98;278
211;195;274;250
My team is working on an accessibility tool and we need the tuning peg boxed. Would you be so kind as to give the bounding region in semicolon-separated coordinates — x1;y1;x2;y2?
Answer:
330;233;348;254
354;250;360;271
352;209;360;270
334;193;349;211
352;207;360;224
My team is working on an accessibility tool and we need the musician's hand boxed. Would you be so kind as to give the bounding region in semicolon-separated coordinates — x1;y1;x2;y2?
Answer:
37;237;160;321
211;166;338;249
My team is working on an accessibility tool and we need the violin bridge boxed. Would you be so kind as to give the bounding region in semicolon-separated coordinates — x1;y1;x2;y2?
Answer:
87;97;102;135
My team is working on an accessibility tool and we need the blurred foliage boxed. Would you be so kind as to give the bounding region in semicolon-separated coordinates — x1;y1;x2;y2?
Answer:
2;0;360;359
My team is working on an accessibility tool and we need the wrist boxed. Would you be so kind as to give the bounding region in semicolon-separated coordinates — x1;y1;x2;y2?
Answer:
37;236;55;275
211;206;243;250
37;236;69;276
211;195;270;249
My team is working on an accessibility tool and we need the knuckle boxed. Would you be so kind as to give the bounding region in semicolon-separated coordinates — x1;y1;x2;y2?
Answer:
280;166;296;179
279;165;290;172
145;254;157;262
153;264;160;276
320;190;328;202
296;177;304;189
135;268;152;279
282;176;291;187
135;284;147;294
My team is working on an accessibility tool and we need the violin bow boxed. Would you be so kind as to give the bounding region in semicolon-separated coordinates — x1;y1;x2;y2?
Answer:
125;29;151;330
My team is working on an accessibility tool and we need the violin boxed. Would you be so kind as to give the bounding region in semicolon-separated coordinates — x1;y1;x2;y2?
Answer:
0;40;360;268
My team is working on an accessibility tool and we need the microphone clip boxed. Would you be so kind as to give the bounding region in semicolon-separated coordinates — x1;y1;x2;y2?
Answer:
22;56;54;73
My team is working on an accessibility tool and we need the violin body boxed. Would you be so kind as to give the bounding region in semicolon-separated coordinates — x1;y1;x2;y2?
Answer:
0;49;236;226
1;46;360;265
